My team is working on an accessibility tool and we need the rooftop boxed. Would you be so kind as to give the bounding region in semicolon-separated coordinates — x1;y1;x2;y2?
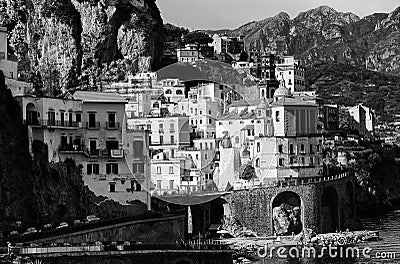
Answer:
73;91;127;103
271;97;318;107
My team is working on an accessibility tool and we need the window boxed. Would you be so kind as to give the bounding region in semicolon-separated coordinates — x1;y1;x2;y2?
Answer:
300;144;305;152
176;89;183;95
278;144;283;153
156;180;162;189
301;157;305;164
289;157;295;164
275;111;280;122
169;166;174;174
88;112;97;128
205;153;208;160
132;162;144;173
169;180;174;190
200;143;203;150
60;111;65;126
289;144;294;154
106;163;118;174
48;111;55;126
310;144;313;153
200;110;202;115
256;158;260;167
131;179;141;191
170;135;175;144
235;136;239;144
278;158;284;166
87;164;99;175
89;140;97;155
317;145;321;152
106;140;119;152
210;143;213;149
160;135;164;144
133;141;144;158
108;112;116;128
109;183;116;193
257;142;260;152
200;120;202;124
170;123;175;130
190;108;193;114
310;157;314;165
157;167;161;174
196;154;199;160
209;118;212;124
209;110;212;115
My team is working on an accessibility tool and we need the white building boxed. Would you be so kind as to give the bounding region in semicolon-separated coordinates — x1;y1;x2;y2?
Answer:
276;56;306;93
347;104;375;138
18;91;152;207
177;44;203;63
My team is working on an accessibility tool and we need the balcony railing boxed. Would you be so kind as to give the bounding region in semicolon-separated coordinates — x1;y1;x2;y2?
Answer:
111;149;124;158
25;119;80;128
59;144;85;153
106;122;120;130
84;148;100;157
86;122;101;129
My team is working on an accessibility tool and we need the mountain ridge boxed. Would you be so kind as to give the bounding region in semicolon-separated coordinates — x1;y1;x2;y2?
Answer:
206;5;400;74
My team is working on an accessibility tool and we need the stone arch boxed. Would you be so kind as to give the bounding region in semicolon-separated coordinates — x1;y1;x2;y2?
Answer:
345;181;355;219
271;191;303;235
321;186;339;233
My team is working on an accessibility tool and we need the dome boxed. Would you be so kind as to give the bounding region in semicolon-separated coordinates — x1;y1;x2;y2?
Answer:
274;82;291;98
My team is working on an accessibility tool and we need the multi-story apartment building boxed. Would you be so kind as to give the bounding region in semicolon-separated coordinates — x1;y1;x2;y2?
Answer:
127;115;191;157
210;34;245;55
18;91;152;207
151;152;201;195
345;104;375;138
276;56;306;93
216;84;323;189
177;44;203;63
103;72;162;118
161;78;186;102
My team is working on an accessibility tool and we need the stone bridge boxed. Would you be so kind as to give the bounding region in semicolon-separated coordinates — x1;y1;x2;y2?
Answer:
222;172;357;235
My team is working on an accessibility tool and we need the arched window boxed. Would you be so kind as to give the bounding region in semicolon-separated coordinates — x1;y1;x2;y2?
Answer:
235;136;239;144
176;89;183;95
165;89;172;94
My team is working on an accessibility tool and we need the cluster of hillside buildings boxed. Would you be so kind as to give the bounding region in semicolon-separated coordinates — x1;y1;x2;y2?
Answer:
0;28;377;209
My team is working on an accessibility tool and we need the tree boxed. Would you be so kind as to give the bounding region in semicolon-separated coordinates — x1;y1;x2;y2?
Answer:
183;31;212;47
240;164;256;181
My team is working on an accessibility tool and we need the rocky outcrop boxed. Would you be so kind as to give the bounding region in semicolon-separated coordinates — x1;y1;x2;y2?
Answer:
272;204;302;236
0;0;164;95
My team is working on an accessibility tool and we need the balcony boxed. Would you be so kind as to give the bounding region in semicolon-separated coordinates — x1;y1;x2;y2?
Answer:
86;122;100;129
111;149;124;158
84;148;99;157
106;122;120;130
25;119;80;129
58;144;84;153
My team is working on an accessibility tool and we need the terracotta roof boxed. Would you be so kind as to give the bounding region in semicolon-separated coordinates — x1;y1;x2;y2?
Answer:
73;91;126;103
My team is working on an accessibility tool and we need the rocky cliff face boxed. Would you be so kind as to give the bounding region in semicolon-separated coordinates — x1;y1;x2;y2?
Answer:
0;0;164;95
213;5;400;74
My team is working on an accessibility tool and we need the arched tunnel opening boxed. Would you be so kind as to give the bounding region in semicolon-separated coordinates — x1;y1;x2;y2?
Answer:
321;186;339;233
345;181;355;219
271;191;303;235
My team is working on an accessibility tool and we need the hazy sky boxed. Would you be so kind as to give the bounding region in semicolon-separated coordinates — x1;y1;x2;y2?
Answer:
157;0;399;30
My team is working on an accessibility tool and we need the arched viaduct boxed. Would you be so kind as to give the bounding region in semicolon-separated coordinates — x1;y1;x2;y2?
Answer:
222;173;356;235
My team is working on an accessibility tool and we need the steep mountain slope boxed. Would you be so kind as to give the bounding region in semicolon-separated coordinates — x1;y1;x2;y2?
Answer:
0;0;165;95
210;5;400;74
